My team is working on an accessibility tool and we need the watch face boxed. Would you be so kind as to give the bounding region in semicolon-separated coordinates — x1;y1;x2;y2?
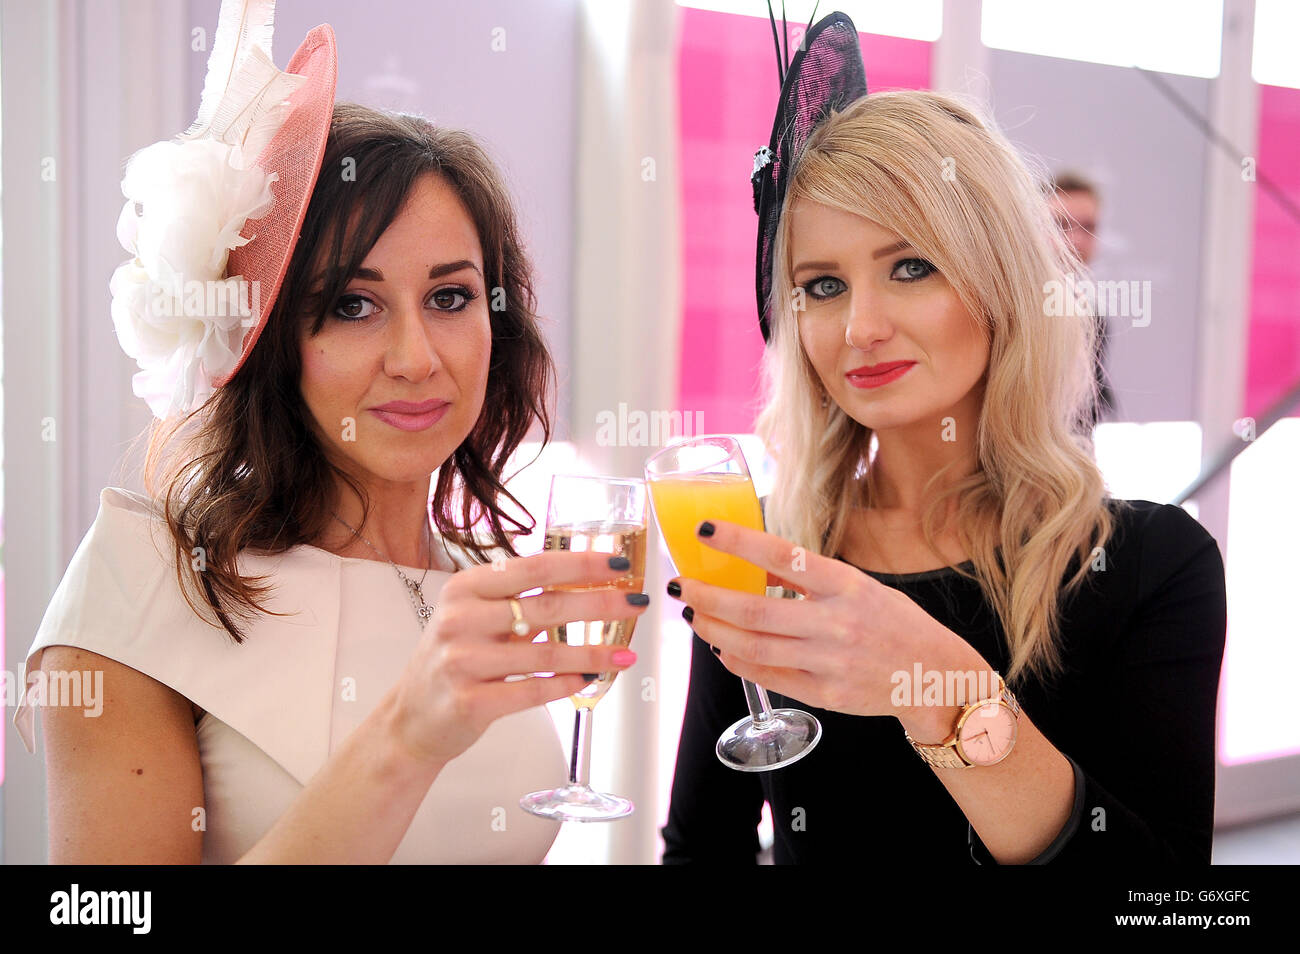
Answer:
956;702;1017;766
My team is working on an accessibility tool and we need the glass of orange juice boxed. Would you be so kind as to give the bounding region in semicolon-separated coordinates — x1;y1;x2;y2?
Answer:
645;435;821;771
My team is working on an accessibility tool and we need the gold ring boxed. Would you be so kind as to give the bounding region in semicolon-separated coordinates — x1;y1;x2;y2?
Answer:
507;597;530;637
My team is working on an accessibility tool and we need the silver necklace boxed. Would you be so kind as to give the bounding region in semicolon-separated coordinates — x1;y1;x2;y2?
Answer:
330;512;436;629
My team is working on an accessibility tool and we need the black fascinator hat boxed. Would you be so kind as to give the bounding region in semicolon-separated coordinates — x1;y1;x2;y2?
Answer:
751;6;867;343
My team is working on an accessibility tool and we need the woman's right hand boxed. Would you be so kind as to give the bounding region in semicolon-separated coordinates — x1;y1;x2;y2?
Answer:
386;550;648;769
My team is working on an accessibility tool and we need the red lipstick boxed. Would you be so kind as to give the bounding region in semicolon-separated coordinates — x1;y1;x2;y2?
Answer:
845;361;915;389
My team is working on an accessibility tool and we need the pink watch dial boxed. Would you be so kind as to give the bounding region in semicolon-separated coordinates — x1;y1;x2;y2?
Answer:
956;702;1018;766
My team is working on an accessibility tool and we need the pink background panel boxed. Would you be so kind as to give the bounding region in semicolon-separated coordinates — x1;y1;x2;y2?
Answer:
1245;83;1300;420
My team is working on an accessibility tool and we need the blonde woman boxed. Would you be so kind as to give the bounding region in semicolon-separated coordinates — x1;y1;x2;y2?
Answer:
661;38;1226;865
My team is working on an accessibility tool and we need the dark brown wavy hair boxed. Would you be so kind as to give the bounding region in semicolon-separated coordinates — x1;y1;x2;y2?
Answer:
139;103;554;643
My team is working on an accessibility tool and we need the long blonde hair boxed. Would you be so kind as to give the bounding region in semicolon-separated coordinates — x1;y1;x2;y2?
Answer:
755;89;1127;686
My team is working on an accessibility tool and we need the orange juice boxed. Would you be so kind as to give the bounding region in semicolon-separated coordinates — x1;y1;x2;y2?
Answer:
648;473;765;593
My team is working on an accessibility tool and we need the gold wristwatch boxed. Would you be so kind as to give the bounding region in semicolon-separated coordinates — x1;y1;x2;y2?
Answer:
903;675;1021;769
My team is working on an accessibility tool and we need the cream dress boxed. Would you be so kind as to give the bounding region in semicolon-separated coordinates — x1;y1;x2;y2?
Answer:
13;487;568;863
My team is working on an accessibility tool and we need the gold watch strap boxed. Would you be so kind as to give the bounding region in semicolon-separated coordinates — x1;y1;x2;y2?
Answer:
910;736;973;769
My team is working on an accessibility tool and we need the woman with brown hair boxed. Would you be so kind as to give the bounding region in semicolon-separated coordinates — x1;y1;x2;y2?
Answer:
14;9;644;863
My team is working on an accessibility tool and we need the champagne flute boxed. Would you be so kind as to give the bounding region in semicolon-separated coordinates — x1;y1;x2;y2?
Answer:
519;475;647;821
645;435;821;771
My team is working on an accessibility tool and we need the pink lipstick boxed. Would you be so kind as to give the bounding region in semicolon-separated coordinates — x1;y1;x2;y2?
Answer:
369;399;450;432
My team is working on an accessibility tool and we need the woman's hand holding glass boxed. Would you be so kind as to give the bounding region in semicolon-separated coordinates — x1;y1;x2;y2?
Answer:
385;551;646;771
519;475;647;821
646;435;820;770
670;517;990;737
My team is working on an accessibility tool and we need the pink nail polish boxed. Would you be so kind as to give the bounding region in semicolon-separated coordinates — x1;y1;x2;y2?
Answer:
612;649;637;666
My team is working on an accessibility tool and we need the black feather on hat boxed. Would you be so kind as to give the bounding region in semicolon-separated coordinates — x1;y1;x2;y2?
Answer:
751;6;867;344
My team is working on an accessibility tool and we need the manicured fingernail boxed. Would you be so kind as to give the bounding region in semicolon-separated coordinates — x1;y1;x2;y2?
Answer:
710;644;722;657
612;650;637;666
666;580;682;598
698;521;715;537
608;555;630;570
625;592;649;606
682;606;694;623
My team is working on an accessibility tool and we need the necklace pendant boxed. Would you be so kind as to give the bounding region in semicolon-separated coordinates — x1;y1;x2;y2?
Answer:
330;511;435;631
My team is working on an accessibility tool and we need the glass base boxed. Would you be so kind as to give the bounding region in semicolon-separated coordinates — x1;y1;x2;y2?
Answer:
519;784;635;822
716;709;822;772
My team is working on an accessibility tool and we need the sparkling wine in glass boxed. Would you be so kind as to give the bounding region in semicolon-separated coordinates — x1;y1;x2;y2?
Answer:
645;435;822;771
519;475;647;821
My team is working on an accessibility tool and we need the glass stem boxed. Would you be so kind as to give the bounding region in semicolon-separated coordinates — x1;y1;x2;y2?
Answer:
742;679;776;726
569;706;594;788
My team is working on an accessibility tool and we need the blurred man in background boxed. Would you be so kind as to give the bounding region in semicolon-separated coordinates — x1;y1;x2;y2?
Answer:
1051;171;1116;426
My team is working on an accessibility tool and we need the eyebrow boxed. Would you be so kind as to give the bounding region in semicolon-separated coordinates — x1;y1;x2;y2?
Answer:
354;260;482;281
792;241;915;276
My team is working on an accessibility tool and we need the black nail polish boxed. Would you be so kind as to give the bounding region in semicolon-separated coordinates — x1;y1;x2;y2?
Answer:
608;555;630;570
710;644;722;657
625;592;649;606
698;521;715;538
667;580;682;598
682;606;694;623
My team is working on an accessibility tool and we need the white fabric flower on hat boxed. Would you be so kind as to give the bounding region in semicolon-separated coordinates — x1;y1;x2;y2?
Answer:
109;137;278;420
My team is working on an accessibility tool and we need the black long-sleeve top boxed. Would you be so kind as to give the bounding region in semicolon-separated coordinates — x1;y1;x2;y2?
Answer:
661;499;1227;864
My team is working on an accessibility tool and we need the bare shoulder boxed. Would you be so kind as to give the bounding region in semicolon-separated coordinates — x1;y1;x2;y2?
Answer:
39;645;205;863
